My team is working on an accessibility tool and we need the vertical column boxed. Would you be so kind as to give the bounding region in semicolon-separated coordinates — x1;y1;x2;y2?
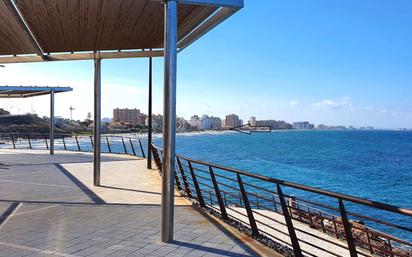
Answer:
50;90;55;155
147;54;153;169
161;0;178;243
93;58;102;186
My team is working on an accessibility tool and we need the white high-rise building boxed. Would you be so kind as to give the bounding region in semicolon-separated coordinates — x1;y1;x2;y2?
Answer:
249;117;256;126
200;115;212;130
190;115;200;129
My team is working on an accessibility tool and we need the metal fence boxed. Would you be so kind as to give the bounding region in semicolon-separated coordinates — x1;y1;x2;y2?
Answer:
0;133;147;158
151;144;412;257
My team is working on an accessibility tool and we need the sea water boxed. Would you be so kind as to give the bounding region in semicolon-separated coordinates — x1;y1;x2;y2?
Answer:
167;130;412;241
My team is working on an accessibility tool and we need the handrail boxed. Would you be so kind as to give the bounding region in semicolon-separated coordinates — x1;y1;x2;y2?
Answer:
177;155;412;218
155;146;411;257
0;133;148;158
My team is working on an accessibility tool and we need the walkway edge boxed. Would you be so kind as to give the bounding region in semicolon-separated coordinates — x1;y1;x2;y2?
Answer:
191;204;283;257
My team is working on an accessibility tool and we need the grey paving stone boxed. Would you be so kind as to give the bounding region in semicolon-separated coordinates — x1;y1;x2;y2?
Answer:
0;150;258;257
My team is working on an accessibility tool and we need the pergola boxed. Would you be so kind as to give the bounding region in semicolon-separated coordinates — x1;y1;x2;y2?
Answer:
0;85;73;155
0;0;243;242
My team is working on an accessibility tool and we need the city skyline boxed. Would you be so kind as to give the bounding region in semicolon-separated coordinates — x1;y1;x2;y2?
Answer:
0;1;411;129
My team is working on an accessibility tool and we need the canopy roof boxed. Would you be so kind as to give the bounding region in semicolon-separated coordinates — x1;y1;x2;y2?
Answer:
0;86;73;98
0;0;243;63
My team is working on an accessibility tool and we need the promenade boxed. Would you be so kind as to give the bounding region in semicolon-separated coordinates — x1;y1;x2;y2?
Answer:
0;149;259;257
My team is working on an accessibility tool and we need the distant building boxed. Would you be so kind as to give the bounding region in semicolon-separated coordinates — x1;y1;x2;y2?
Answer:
317;124;348;130
210;117;222;130
200;115;212;130
224;114;241;128
190;115;200;129
249;117;256;126
113;108;144;125
255;120;292;129
55;116;65;128
292;121;314;130
144;114;163;131
176;117;190;132
102;117;111;123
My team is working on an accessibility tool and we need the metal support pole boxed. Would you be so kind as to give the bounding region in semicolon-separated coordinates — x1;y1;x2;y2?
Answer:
50;90;55;155
147;54;153;169
237;174;259;237
75;136;81;151
129;138;136;156
161;0;178;243
339;199;358;257
93;58;101;186
176;157;193;198
45;136;49;150
209;167;228;220
188;161;205;207
106;136;112;153
11;135;15;149
277;184;303;257
28;134;32;149
121;136;127;154
138;139;145;158
62;136;67;150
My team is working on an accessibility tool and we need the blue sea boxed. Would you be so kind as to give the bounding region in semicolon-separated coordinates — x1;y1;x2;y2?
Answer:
163;130;412;241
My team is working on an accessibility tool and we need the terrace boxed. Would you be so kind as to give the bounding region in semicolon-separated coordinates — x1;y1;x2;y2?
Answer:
0;148;262;257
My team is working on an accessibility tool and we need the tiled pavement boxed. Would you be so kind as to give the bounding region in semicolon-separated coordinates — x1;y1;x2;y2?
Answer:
0;149;258;257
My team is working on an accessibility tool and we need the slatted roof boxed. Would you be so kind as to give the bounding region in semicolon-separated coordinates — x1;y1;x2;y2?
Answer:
0;86;73;98
0;0;243;63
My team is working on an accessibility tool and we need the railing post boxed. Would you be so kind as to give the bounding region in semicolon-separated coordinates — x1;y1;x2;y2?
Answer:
188;161;206;208
339;199;358;257
209;167;228;220
138;139;146;158
150;145;162;173
62;136;67;150
129;138;136;156
27;134;32;149
387;239;394;257
277;184;303;257
44;136;49;150
333;218;339;238
121;137;127;154
366;230;373;254
273;194;278;212
10;135;15;149
106;136;112;153
237;174;259;237
176;157;193;198
75;136;81;151
319;212;326;232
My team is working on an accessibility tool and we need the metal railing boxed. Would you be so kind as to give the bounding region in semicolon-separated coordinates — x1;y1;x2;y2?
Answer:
151;144;412;257
0;133;147;158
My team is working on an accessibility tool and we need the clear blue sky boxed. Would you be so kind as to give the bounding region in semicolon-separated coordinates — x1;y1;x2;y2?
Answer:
0;0;411;128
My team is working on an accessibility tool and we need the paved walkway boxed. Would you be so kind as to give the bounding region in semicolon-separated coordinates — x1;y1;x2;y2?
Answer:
0;149;258;257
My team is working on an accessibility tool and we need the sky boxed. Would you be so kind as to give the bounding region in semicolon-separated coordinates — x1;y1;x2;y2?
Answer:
0;0;411;129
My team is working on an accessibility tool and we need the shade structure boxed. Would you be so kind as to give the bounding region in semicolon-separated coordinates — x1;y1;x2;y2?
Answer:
0;0;243;243
0;85;73;155
0;86;73;98
0;0;243;63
